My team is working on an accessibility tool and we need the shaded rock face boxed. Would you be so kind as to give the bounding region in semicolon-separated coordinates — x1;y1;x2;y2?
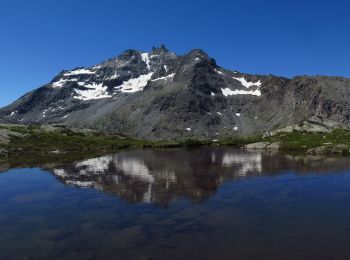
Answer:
1;46;350;140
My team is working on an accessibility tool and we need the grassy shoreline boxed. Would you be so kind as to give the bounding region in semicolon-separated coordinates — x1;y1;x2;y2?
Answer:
2;124;350;160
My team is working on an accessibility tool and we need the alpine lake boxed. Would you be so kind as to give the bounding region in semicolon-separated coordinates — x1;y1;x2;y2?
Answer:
2;147;350;259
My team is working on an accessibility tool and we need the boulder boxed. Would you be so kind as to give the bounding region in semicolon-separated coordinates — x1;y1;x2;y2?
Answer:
0;148;8;158
245;142;269;150
245;142;280;150
332;144;349;155
0;128;23;144
266;142;280;150
307;144;349;155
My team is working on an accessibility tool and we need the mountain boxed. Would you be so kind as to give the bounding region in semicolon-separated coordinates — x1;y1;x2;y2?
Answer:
1;45;350;140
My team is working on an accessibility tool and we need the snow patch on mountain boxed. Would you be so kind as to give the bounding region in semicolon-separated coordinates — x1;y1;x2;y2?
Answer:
116;72;154;93
52;78;77;88
42;109;48;118
221;77;262;97
74;83;111;100
64;68;95;76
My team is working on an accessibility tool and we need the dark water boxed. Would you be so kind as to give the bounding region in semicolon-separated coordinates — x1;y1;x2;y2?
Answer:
2;148;350;259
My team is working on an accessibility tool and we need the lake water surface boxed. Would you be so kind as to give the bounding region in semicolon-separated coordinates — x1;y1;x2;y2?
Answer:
2;147;350;259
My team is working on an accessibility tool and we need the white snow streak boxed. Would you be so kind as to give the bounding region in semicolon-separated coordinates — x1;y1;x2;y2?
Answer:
233;77;262;88
107;73;119;80
66;180;96;188
141;53;151;70
214;69;225;75
221;88;261;96
151;73;175;82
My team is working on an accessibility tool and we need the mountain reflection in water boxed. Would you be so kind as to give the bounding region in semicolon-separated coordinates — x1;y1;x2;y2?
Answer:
3;148;350;259
48;148;350;205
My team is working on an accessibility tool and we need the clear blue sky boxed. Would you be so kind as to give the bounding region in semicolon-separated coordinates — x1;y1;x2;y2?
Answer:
1;0;350;107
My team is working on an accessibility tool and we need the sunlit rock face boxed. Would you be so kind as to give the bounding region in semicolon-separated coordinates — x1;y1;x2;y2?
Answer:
46;148;350;206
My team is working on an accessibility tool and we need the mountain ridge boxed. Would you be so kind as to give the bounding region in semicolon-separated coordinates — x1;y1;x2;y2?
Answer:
1;45;350;140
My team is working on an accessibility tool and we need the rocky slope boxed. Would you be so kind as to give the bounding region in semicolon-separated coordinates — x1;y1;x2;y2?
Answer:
1;45;350;140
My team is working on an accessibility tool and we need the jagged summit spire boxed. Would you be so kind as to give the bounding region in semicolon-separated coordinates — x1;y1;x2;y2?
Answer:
152;44;169;54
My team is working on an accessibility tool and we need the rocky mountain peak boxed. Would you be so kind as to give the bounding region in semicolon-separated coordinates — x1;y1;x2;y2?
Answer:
1;47;349;141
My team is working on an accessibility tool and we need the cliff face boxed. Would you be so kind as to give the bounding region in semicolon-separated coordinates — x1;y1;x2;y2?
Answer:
1;46;350;140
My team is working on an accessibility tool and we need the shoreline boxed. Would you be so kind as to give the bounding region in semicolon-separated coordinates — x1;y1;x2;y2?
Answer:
1;124;350;162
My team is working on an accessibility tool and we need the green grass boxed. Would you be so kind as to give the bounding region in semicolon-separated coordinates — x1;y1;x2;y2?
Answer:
0;124;165;157
264;128;350;152
7;132;175;154
217;135;262;146
3;124;350;159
